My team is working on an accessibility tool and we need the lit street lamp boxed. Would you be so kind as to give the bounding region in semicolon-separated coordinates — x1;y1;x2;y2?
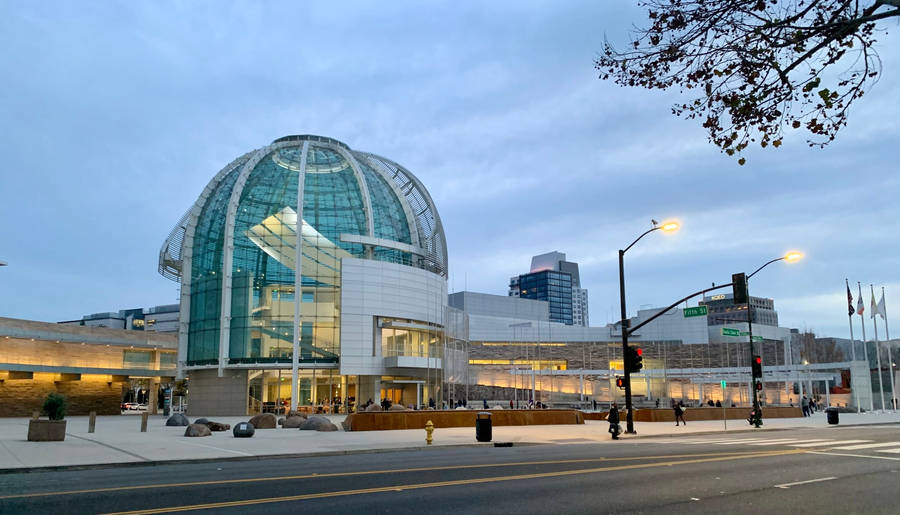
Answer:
744;251;803;427
619;219;679;434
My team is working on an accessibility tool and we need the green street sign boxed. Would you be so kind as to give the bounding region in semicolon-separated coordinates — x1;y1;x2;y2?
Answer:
720;380;727;389
683;306;708;318
721;328;764;341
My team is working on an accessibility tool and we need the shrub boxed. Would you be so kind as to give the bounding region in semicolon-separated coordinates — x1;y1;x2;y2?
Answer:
42;393;67;420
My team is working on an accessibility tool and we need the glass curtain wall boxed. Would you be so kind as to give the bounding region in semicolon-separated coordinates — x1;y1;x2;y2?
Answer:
187;160;248;365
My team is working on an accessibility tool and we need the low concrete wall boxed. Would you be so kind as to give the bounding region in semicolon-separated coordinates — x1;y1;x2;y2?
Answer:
344;409;584;431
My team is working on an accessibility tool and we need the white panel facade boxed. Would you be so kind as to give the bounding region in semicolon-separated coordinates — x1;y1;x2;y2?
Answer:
628;307;711;344
339;257;447;376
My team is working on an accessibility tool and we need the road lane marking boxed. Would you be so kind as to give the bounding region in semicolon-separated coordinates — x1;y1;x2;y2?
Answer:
877;448;900;454
99;449;808;515
832;442;900;450
791;440;869;447
0;450;785;501
809;451;900;461
774;476;837;489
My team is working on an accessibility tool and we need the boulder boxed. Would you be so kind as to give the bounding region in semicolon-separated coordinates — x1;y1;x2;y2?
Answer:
364;404;383;412
277;417;285;426
281;415;307;428
249;413;277;429
299;416;339;432
389;404;407;411
233;421;255;438
340;415;352;431
165;413;189;427
184;423;212;437
206;421;231;432
193;417;209;425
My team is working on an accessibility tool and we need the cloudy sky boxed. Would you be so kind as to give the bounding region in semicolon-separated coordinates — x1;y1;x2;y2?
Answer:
1;1;897;338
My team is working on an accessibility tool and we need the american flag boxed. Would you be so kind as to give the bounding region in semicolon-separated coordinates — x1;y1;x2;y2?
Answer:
847;285;855;316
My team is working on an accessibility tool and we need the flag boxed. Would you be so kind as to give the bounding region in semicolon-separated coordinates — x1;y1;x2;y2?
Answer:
876;292;887;319
871;291;878;319
857;296;865;316
847;285;855;316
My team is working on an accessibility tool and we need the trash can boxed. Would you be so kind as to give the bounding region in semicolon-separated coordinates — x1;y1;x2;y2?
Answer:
826;407;839;425
475;411;492;442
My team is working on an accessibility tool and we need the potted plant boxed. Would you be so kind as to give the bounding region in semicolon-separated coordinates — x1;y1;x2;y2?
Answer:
27;393;68;441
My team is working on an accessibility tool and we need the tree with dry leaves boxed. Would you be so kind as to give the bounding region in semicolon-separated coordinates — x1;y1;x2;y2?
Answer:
596;1;900;164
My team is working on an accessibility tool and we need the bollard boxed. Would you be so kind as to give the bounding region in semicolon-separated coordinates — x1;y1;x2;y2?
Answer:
140;412;149;432
32;411;39;420
88;411;96;433
425;420;434;445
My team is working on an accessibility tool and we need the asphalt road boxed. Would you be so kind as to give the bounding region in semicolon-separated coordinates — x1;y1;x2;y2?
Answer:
1;424;899;514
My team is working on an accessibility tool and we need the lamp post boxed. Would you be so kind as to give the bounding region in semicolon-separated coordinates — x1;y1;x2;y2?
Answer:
619;220;679;434
745;251;803;427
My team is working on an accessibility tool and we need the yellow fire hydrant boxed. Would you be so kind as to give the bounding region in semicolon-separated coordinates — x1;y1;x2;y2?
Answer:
425;420;434;445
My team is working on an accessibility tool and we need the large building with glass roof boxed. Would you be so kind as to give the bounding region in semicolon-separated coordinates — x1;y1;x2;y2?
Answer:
159;135;465;415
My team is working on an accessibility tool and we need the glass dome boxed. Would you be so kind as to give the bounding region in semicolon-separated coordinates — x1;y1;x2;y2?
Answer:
158;135;447;366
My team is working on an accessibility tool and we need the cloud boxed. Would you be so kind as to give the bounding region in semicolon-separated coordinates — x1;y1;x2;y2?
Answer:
0;1;897;342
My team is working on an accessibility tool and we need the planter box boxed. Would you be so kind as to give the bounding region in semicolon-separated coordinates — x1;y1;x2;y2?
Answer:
27;419;67;441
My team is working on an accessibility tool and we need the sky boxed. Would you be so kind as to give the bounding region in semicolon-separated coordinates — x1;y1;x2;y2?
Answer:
0;1;897;339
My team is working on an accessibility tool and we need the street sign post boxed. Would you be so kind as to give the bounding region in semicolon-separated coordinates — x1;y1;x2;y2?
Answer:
721;380;727;430
683;306;708;318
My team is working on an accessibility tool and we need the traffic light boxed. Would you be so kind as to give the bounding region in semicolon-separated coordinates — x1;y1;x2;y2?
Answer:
752;355;762;378
732;272;748;304
615;376;625;389
625;346;644;373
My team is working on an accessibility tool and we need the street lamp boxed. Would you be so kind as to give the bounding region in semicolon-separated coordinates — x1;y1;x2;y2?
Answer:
745;251;803;427
619;219;680;434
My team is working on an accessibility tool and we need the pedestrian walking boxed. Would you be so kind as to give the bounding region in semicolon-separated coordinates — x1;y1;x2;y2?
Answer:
801;395;809;416
608;402;621;439
674;403;686;426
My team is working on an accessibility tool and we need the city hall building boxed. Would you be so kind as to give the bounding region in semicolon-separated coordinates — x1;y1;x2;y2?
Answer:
158;135;466;416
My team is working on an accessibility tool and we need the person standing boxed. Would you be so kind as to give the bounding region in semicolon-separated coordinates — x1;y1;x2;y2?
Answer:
801;395;809;417
674;403;686;426
608;402;621;439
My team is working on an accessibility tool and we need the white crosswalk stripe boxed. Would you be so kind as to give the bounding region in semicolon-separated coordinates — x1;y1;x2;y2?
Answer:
791;440;870;447
876;448;900;454
713;440;772;445
750;439;831;446
832;442;900;450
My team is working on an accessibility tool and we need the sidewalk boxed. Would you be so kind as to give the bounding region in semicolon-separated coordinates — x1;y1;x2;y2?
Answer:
2;410;899;472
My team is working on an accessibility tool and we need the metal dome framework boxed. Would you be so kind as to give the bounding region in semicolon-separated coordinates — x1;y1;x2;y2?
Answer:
158;135;448;376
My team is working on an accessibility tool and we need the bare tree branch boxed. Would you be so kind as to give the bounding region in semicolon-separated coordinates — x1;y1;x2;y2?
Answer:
596;0;899;163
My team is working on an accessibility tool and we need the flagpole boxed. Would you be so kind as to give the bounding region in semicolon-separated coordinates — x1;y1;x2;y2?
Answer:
859;281;874;411
847;279;861;413
871;284;886;412
883;286;895;412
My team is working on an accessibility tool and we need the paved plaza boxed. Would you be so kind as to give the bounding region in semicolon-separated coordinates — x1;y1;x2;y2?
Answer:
2;410;899;472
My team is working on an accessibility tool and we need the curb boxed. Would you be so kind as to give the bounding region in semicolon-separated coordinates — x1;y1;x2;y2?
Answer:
0;441;519;475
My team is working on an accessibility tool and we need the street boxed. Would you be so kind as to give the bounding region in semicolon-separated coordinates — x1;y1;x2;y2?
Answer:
1;424;899;514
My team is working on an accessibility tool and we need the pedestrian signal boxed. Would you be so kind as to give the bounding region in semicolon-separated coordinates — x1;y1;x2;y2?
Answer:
615;376;625;389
